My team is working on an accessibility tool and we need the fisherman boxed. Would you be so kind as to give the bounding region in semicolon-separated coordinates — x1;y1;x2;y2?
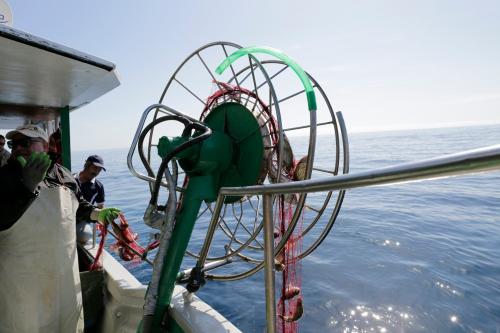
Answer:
0;124;121;332
48;127;62;164
0;134;10;167
75;155;107;243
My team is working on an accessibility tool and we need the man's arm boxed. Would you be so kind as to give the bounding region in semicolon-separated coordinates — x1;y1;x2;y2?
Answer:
52;164;95;222
53;165;120;225
75;193;96;222
95;180;105;209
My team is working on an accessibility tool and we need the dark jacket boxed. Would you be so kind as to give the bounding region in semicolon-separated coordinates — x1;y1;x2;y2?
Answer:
0;158;95;231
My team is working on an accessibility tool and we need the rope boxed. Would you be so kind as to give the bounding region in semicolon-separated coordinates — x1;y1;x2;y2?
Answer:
89;223;107;271
276;196;304;332
89;213;159;270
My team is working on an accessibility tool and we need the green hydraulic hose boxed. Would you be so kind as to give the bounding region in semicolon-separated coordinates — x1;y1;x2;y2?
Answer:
215;46;317;111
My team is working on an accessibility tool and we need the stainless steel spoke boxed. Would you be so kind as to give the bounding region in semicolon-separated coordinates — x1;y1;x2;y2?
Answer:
236;69;253;86
219;213;263;251
247;196;262;233
312;167;336;175
197;204;211;219
232;201;264;248
270;85;318;107
207;202;264;250
268;86;273;119
222;44;240;88
173;78;206;105
227;202;244;250
248;56;261;103
215;204;234;236
196;52;223;90
261;116;272;127
264;121;334;138
284;121;333;132
226;245;263;263
243;93;252;108
233;201;243;222
252;102;264;115
304;204;321;213
210;204;233;241
255;101;267;119
253;64;288;93
252;98;259;112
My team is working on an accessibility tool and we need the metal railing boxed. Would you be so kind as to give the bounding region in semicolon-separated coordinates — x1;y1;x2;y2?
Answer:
198;143;500;333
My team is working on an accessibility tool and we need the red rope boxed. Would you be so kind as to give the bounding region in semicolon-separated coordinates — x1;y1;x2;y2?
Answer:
89;213;160;269
89;223;107;271
276;198;304;333
201;81;305;331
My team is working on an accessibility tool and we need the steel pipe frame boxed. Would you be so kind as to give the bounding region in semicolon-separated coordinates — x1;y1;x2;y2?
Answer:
263;194;276;333
221;144;500;196
203;143;500;282
127;103;200;188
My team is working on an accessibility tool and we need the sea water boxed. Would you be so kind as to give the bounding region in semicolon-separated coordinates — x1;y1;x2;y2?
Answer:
73;124;500;332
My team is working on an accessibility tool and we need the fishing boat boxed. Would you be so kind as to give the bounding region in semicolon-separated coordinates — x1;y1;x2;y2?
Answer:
0;22;242;333
2;15;500;333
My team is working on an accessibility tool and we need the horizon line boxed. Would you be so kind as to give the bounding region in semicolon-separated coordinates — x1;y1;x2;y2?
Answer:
70;121;500;152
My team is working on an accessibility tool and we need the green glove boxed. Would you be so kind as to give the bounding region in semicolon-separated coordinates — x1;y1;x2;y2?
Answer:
17;152;51;192
97;207;121;225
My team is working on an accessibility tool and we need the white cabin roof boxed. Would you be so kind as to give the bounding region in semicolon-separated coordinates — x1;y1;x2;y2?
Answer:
0;24;120;128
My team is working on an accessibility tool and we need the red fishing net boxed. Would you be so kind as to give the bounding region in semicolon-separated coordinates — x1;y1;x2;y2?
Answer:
202;80;304;331
276;197;304;333
88;223;107;271
90;213;160;271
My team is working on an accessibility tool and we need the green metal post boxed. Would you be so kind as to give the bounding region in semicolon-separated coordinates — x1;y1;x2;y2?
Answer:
60;106;71;170
151;181;205;331
147;102;264;332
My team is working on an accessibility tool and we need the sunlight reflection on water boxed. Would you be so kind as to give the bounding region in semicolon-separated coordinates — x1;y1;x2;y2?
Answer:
73;124;500;332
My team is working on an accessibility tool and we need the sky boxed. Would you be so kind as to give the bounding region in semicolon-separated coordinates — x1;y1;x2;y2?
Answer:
3;0;500;150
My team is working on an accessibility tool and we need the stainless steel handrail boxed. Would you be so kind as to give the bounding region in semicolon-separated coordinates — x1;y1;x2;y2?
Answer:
220;144;500;196
216;143;500;330
198;144;500;269
263;194;276;333
194;143;500;330
198;143;500;275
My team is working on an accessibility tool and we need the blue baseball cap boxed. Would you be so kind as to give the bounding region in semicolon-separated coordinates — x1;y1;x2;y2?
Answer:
86;155;106;171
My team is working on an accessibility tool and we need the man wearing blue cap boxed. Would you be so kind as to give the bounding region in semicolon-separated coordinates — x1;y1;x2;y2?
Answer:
77;155;106;207
75;155;107;243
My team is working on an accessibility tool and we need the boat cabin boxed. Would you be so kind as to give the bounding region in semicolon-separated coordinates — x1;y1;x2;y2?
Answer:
0;23;242;333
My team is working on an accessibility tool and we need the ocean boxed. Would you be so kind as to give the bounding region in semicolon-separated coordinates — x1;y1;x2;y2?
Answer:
73;124;500;333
